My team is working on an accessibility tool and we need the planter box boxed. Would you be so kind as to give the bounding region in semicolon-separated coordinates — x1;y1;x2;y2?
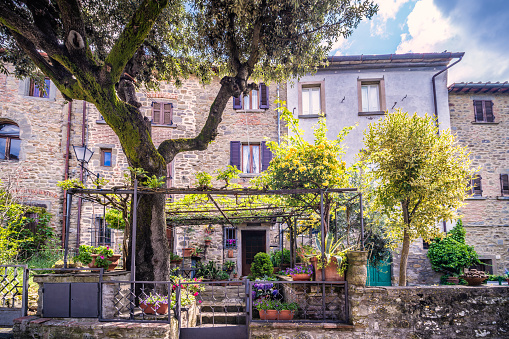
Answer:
88;254;121;271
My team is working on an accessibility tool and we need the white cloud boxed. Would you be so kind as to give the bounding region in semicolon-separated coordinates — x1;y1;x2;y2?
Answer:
396;0;509;83
370;0;412;37
331;36;352;55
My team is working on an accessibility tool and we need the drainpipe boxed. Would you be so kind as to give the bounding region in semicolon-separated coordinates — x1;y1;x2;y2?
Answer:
62;102;72;247
432;53;464;132
75;101;87;250
276;84;281;145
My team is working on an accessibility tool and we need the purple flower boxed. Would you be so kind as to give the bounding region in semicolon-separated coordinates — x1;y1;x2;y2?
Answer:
272;289;278;297
252;291;256;299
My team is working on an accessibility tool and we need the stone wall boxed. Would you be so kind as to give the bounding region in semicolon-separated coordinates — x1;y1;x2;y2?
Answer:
449;92;509;275
250;285;509;338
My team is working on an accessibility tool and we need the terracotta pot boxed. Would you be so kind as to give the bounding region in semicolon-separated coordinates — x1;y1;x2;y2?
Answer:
463;276;487;286
228;249;234;258
140;302;168;315
291;273;312;281
265;310;278;320
278;310;294;320
259;310;268;320
88;254;121;271
446;276;460;284
205;240;212;246
312;257;345;281
170;259;183;266
182;248;193;257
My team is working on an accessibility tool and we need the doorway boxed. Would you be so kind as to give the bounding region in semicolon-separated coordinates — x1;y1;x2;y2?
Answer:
241;230;266;276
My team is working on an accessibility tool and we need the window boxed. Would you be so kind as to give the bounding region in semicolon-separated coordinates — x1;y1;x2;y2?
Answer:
500;174;509;196
473;100;494;122
152;102;173;125
422;239;430;250
357;78;386;114
224;227;237;249
233;83;269;110
298;81;325;117
468;175;482;196
0;123;21;161
230;141;272;174
28;78;50;98
92;216;112;246
101;148;112;167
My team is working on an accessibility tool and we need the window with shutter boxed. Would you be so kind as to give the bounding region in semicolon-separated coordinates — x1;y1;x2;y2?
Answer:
0;123;21;161
233;84;269;110
230;141;241;169
501;174;509;196
473;100;495;122
242;143;261;173
468;175;482;196
152;102;173;125
261;141;273;171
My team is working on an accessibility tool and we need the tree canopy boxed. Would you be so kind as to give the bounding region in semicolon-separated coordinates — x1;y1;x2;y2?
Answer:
361;109;474;286
0;0;377;281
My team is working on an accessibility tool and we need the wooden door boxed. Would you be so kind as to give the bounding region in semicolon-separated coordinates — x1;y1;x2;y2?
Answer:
367;257;392;286
242;230;266;276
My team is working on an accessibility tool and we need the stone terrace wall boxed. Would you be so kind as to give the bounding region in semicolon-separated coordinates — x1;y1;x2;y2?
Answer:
251;286;509;339
449;92;509;275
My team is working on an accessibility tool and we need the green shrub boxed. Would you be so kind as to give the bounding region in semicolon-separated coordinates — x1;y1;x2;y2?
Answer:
270;249;291;267
427;220;480;275
250;252;273;278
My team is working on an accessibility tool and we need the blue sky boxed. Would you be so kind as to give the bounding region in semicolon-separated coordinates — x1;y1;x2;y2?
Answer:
331;0;509;84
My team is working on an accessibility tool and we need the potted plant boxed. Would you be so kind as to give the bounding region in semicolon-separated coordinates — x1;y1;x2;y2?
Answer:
254;299;278;320
460;269;488;286
75;245;121;271
307;234;352;281
139;293;168;315
285;265;313;281
223;260;236;273
170;253;183;265
182;226;196;257
204;236;212;246
191;246;204;258
278;302;298;320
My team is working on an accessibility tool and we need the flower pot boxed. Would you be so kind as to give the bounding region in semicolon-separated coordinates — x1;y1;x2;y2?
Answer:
291;273;311;281
170;259;183;266
463;277;487;286
278;310;294;320
88;254;121;271
228;250;234;258
312;257;345;281
265;310;278;320
182;248;193;257
140;302;168;315
205;240;212;246
259;310;268;320
446;276;460;284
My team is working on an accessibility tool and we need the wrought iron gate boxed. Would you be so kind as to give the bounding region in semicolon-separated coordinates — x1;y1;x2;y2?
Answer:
0;265;28;326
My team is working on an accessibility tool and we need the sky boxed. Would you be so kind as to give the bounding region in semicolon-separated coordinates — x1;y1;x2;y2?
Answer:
331;0;509;84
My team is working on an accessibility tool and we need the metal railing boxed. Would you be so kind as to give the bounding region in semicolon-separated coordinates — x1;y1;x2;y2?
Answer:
0;265;28;313
248;280;349;323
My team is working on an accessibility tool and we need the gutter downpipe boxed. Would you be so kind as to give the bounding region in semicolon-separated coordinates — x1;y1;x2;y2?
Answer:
432;53;463;133
75;101;87;251
277;84;281;145
62;102;72;247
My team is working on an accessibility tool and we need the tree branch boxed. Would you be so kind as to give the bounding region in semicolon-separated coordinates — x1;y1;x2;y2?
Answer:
104;0;169;85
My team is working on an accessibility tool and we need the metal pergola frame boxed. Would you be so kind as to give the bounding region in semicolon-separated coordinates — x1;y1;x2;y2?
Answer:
63;180;365;282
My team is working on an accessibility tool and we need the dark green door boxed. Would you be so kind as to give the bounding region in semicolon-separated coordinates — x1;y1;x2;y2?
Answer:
367;257;392;286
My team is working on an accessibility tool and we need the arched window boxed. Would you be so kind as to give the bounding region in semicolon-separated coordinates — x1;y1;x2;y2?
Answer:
0;123;21;160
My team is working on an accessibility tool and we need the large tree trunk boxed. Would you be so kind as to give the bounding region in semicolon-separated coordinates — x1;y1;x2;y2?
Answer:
398;228;410;286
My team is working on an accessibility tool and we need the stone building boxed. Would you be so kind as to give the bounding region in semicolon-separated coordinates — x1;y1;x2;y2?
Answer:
449;82;509;275
286;53;465;285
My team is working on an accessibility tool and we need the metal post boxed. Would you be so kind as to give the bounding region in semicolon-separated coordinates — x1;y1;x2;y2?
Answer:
359;193;365;251
21;265;28;317
98;268;103;320
63;192;73;268
131;179;138;281
177;279;182;333
344;281;349;323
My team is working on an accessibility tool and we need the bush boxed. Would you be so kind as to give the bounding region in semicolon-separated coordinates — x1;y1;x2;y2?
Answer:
270;249;290;267
427;220;480;275
250;252;273;278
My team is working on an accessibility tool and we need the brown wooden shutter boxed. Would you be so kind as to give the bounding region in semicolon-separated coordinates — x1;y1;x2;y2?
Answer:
230;141;241;169
485;101;494;122
259;83;269;109
473;101;484;122
501;174;509;195
152;102;161;124
163;103;173;125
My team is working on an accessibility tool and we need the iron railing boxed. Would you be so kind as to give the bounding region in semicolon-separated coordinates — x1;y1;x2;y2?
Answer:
0;265;28;313
248;280;348;323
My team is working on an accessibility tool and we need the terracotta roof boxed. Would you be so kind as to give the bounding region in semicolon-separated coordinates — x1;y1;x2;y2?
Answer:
448;82;509;93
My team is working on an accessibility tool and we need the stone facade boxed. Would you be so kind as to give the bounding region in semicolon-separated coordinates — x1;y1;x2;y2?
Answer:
449;85;509;275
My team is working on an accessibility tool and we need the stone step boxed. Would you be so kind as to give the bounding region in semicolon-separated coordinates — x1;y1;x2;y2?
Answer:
198;312;247;325
200;304;246;313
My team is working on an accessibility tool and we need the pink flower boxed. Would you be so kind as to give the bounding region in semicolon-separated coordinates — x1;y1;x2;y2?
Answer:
106;246;109;249
100;255;104;259
198;300;202;304
193;292;199;297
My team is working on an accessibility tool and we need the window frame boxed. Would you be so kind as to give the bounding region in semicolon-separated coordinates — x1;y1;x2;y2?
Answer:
500;174;509;196
473;100;495;123
28;78;51;98
151;101;173;125
224;227;237;249
100;148;112;167
298;81;325;117
357;78;386;115
0;123;21;161
92;216;113;247
468;175;483;196
241;142;261;174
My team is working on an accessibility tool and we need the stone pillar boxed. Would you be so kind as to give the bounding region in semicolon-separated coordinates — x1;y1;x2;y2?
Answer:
346;251;368;287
